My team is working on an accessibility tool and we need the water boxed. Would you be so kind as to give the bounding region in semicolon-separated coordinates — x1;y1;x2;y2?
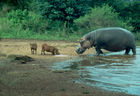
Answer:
52;47;140;96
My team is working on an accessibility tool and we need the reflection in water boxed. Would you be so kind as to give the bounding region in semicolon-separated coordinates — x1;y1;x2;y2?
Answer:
52;47;140;95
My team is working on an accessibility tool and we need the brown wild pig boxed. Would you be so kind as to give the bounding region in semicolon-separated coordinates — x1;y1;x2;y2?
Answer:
30;43;37;54
41;43;60;55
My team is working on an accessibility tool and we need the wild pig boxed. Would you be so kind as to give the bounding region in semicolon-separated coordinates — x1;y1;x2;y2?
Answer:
30;43;37;54
41;43;60;55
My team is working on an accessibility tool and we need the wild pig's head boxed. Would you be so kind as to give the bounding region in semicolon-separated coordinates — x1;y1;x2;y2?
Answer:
56;49;60;55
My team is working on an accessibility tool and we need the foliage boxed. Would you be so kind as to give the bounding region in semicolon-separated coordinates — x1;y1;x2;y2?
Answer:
134;33;140;41
0;17;32;38
75;5;133;34
0;0;31;9
0;0;140;40
110;0;140;32
123;1;140;33
36;0;90;34
0;16;80;40
7;9;48;33
7;9;28;24
86;0;140;33
36;0;90;22
87;0;115;7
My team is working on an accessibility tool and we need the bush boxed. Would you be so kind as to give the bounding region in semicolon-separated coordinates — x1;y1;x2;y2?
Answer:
0;9;80;40
111;1;140;33
0;17;33;38
0;4;13;17
75;4;133;34
22;12;48;33
134;33;140;41
0;17;80;40
7;9;49;33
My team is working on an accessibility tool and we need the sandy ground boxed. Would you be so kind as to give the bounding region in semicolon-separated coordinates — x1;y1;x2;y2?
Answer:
0;39;133;96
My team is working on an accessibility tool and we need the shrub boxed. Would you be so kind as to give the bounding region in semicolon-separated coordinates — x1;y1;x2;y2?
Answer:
75;4;133;34
7;9;49;33
111;0;140;33
22;12;48;33
0;17;33;38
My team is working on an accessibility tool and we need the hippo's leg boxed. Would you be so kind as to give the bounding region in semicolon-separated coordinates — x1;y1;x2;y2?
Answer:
125;48;130;55
95;46;103;55
132;47;136;55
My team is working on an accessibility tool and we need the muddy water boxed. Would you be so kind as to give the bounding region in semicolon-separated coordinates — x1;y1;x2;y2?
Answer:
52;47;140;96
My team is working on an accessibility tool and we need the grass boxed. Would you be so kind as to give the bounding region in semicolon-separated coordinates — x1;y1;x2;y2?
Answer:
82;90;89;94
1;33;140;46
136;41;140;46
60;88;66;91
0;33;81;41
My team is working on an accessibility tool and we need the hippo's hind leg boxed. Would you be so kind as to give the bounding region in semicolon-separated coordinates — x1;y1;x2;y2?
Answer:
95;46;103;55
125;46;136;55
125;48;130;55
132;46;136;55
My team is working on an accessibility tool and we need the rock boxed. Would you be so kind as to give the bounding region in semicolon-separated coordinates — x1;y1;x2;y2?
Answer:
7;55;34;64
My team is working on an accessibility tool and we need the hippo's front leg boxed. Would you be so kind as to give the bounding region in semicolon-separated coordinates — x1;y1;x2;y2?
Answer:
95;45;103;55
125;48;130;55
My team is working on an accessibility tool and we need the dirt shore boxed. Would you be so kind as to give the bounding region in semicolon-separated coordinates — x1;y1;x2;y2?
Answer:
0;39;133;96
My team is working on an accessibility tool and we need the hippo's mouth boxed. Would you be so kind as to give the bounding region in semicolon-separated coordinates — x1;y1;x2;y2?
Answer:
76;48;86;54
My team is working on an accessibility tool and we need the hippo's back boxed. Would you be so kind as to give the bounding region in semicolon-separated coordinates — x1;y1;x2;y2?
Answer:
94;27;132;35
91;27;135;52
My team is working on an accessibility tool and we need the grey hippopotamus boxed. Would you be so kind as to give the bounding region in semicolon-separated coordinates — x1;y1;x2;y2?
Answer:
76;27;136;55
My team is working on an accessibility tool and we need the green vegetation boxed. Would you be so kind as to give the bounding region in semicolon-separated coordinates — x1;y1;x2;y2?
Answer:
69;63;79;70
75;5;133;34
60;88;66;91
36;0;90;35
0;0;140;41
111;0;140;33
82;90;89;94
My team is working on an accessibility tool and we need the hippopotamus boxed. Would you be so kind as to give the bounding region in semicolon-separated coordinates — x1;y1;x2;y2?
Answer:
76;27;136;55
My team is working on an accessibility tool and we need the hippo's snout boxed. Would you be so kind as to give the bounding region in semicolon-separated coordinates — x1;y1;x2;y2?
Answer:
76;48;86;54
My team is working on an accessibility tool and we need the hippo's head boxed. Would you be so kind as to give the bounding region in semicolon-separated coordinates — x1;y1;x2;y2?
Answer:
76;37;91;54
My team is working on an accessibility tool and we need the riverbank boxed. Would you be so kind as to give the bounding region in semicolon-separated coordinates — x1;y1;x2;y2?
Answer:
0;39;134;96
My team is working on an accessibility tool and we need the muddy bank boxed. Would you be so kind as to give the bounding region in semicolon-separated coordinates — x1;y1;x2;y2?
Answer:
0;39;133;96
0;56;132;96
